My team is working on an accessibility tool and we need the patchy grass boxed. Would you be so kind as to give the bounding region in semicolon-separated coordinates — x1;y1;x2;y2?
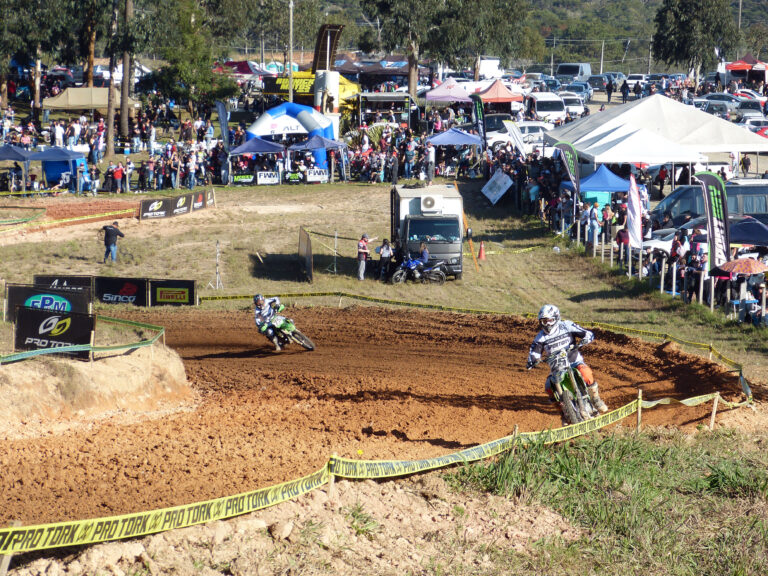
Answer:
447;428;768;575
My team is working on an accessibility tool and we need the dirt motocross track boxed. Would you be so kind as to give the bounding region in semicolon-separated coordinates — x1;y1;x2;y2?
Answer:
0;307;746;525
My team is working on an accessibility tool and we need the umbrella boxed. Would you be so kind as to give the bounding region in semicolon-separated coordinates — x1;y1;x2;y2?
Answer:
710;258;768;276
426;128;482;147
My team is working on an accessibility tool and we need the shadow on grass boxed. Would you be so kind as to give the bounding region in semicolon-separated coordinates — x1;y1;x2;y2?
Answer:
249;253;301;282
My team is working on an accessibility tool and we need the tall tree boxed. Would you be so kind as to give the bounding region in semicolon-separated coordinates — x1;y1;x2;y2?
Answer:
360;0;447;97
437;0;544;79
652;0;738;82
744;23;768;60
120;0;133;138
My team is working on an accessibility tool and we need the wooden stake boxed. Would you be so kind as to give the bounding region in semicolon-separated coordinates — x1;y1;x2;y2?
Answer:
709;394;719;431
660;257;666;293
601;232;605;263
0;521;21;575
636;389;642;433
328;454;337;504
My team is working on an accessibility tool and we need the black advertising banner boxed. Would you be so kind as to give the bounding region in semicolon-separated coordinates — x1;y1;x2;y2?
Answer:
232;173;255;185
192;190;206;211
555;142;580;219
33;275;94;293
140;198;172;220
5;284;92;323
470;94;487;150
14;307;94;359
215;100;230;153
171;194;193;216
95;277;149;306
205;188;215;207
149;279;196;306
697;172;731;269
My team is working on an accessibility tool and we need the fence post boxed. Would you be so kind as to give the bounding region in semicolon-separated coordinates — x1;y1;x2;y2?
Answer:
683;271;688;303
708;343;713;361
671;262;677;297
761;283;766;324
601;232;605;263
639;250;644;279
709;393;720;431
576;219;581;247
0;520;21;575
328;453;337;504
636;389;642;433
698;271;705;305
592;234;597;258
628;247;633;277
560;215;565;236
660;257;666;293
619;244;624;269
610;238;614;268
709;277;715;313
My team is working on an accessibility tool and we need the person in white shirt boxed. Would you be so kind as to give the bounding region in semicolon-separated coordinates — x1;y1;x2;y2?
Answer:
426;141;436;185
54;122;65;147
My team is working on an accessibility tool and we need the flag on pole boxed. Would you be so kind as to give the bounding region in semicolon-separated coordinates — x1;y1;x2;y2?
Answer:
627;174;643;248
696;172;731;269
554;142;579;219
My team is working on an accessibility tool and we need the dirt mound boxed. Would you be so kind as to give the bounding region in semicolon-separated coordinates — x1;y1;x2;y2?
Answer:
0;344;191;440
0;307;748;529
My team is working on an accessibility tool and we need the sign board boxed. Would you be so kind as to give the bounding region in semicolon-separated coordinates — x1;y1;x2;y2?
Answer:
263;76;315;97
205;189;215;207
149;279;196;306
305;169;329;184
33;275;94;293
191;191;206;211
481;170;513;205
171;193;193;216
14;307;94;359
5;284;92;323
285;172;303;184
140;198;171;220
257;171;280;185
232;173;255;185
94;277;149;306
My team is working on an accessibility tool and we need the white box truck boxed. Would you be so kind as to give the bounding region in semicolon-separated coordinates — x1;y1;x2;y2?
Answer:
391;184;464;279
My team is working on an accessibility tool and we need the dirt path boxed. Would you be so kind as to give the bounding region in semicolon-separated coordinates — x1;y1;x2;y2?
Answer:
0;307;744;526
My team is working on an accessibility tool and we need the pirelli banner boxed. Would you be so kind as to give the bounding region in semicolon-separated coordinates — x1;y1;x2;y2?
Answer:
14;307;95;360
141;191;215;220
95;277;149;306
33;274;94;293
4;284;93;323
149;279;196;306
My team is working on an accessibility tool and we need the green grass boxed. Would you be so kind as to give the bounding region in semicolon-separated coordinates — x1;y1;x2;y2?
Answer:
344;502;380;540
446;429;768;575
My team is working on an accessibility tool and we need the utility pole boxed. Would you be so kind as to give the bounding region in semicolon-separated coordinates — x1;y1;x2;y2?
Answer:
647;42;652;75
550;37;555;77
600;40;605;74
288;0;294;102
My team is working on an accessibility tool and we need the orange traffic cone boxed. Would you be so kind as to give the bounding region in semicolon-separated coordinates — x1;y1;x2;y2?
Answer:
478;241;486;261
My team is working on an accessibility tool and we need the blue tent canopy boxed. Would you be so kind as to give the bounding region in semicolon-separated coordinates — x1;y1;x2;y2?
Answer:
288;134;347;151
230;137;285;155
561;164;635;194
28;148;85;161
0;145;36;162
426;128;482;147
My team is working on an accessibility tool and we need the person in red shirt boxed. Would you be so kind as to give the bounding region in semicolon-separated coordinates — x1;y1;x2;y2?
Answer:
357;233;378;280
657;166;668;196
113;162;124;193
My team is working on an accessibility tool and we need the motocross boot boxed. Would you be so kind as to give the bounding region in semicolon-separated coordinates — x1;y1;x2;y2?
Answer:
587;383;608;414
271;335;282;351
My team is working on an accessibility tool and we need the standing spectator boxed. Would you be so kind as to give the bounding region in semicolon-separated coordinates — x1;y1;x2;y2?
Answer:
657;165;668;196
113;162;124;193
404;136;415;179
378;238;393;281
615;225;630;263
389;150;399;185
89;164;101;195
148;123;157;155
740;154;751;177
53;121;65;147
633;81;642;100
125;158;134;193
187;153;197;189
606;78;614;103
101;221;124;264
601;203;614;243
426;141;436;185
205;120;214;149
357;233;376;280
588;202;601;246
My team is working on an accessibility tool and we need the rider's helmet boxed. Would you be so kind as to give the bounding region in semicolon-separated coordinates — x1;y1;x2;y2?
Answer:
538;304;560;334
253;294;265;307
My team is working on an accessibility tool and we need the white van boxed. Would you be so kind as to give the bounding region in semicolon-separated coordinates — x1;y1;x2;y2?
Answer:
526;93;567;124
555;63;592;83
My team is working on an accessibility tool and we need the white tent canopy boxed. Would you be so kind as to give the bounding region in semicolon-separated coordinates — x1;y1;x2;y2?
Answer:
545;94;768;160
567;124;702;164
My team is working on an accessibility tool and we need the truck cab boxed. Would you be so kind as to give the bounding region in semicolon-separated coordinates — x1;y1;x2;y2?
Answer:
391;184;464;279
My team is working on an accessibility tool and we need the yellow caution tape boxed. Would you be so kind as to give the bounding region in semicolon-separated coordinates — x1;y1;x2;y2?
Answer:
0;209;136;236
0;465;329;555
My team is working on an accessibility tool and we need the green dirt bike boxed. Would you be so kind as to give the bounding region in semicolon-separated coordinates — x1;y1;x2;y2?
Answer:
531;347;596;425
271;315;315;351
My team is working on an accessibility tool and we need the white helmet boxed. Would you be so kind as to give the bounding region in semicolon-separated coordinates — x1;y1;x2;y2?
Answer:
538;304;560;334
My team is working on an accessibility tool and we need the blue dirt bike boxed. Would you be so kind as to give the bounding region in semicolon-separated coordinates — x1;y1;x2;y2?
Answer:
390;255;447;285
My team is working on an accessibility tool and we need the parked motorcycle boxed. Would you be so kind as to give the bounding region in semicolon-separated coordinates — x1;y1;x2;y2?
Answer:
270;315;315;351
390;255;447;285
530;347;596;425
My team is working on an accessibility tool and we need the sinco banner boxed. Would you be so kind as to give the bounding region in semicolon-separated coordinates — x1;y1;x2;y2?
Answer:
14;307;94;360
95;277;149;306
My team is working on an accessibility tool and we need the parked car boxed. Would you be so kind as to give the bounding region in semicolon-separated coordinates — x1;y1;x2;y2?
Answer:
737;118;768;132
587;74;609;92
626;74;647;90
733;89;767;106
558;91;586;116
702;100;730;120
564;82;592;102
604;71;627;85
701;92;744;112
543;77;562;92
731;99;765;123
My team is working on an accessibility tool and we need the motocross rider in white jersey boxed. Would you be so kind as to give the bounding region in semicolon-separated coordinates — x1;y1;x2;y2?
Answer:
253;294;284;351
526;304;608;413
